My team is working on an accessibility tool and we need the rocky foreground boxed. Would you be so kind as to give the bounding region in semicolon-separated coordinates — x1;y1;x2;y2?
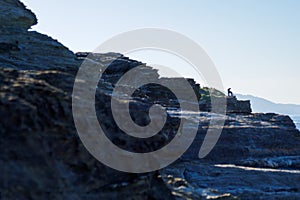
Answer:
1;0;300;199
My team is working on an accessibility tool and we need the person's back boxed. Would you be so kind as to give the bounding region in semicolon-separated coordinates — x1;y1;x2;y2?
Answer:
227;88;233;96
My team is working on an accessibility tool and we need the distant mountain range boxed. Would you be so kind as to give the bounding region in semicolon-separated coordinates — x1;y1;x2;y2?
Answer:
236;94;300;116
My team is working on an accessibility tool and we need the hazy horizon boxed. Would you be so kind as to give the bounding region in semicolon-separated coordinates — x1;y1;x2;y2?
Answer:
21;0;300;105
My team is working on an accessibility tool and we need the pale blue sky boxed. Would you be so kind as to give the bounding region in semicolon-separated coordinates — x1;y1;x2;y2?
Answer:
22;0;300;104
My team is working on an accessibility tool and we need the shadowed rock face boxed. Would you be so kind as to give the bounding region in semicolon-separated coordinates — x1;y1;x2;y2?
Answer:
161;112;300;199
183;113;300;161
0;0;37;30
0;0;77;71
0;1;173;199
160;161;300;199
1;1;300;199
226;96;252;114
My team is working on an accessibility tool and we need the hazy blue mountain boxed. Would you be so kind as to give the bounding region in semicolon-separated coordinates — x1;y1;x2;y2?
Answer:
236;94;300;116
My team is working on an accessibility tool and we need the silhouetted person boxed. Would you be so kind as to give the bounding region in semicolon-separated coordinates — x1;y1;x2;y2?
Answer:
227;88;233;96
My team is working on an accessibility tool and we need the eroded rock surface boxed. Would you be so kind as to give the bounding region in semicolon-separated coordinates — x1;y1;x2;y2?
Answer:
160;162;300;199
1;1;300;199
0;0;37;30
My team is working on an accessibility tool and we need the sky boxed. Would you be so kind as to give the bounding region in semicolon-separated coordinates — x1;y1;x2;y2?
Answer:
21;0;300;104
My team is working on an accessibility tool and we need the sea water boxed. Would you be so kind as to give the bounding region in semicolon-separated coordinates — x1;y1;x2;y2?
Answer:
290;115;300;130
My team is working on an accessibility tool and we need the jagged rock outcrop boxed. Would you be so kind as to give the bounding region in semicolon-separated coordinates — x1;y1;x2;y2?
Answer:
0;1;171;199
226;96;252;114
1;1;300;199
0;0;77;71
0;0;37;30
161;112;300;199
183;113;300;161
160;161;300;199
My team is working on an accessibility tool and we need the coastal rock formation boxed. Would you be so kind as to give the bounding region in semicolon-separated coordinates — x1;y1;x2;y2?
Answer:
0;0;77;71
183;113;300;161
226;96;252;114
0;0;37;30
0;1;170;199
160;161;300;199
1;1;300;199
161;112;300;199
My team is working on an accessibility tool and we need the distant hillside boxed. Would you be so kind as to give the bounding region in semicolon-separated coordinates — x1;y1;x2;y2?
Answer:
236;94;300;116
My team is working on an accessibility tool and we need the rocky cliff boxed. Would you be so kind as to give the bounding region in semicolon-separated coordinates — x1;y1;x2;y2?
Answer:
0;0;37;30
1;1;300;199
